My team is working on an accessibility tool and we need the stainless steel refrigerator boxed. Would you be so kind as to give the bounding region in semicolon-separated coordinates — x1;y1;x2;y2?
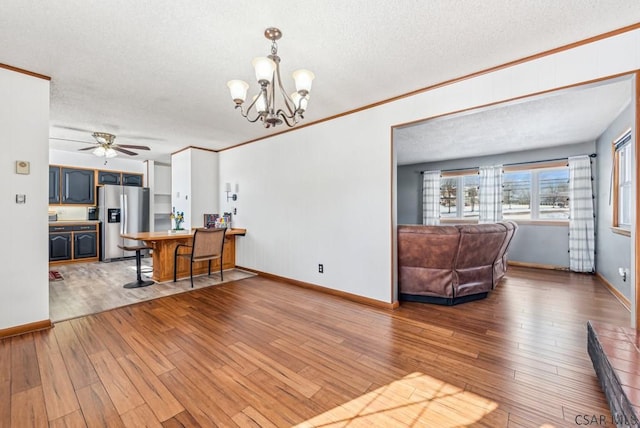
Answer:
98;185;150;261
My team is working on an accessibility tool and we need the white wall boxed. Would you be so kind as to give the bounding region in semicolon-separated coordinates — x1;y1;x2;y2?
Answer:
171;150;191;229
221;28;640;306
220;113;394;303
0;68;50;329
171;148;218;229
190;149;218;228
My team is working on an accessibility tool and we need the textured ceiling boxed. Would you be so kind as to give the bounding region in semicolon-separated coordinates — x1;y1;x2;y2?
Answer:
395;77;634;165
2;1;640;163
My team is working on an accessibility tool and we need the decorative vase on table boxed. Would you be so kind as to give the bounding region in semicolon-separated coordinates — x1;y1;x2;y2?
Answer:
170;211;185;232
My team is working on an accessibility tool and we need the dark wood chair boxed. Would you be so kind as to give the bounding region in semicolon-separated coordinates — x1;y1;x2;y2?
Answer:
118;244;154;288
173;228;226;287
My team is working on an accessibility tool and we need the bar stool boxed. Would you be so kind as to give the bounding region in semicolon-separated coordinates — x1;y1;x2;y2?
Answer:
118;244;154;288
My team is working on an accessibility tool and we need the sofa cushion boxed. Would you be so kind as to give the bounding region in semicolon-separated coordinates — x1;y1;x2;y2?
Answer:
454;223;507;297
398;225;460;267
398;225;460;298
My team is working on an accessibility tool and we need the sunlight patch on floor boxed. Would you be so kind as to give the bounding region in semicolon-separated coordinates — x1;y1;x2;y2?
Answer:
295;372;498;427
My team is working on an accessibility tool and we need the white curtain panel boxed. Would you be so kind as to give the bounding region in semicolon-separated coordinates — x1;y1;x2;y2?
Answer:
568;155;595;273
479;165;503;223
422;170;441;225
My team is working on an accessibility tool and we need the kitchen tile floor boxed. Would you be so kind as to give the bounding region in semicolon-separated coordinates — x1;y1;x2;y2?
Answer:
49;257;255;322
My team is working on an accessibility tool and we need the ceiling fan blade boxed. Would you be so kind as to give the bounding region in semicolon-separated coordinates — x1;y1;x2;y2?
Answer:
118;134;165;142
50;137;95;144
113;146;138;156
52;125;94;133
78;146;96;151
116;144;151;150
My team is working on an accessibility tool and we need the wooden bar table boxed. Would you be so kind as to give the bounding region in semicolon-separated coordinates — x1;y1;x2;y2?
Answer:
121;228;246;282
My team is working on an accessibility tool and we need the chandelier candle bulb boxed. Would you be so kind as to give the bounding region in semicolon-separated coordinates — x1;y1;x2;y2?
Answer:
255;93;267;113
252;57;276;84
227;80;249;104
292;69;315;95
291;92;308;112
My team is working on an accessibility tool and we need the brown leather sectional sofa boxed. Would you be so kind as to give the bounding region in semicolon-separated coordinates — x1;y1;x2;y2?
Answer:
398;221;518;305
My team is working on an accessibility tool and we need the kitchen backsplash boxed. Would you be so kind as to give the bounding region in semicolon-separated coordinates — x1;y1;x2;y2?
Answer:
49;206;88;221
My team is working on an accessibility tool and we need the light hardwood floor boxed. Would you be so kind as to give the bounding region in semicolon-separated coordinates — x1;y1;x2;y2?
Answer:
5;266;630;427
49;258;255;322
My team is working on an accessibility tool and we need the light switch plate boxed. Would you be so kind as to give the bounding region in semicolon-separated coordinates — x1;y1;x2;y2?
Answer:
15;160;30;175
16;194;26;204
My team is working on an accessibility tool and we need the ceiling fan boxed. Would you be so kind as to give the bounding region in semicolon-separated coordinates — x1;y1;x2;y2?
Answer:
78;132;151;157
50;131;151;161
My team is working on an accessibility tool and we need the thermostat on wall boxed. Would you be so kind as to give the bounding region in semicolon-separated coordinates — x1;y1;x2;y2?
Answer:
15;160;30;175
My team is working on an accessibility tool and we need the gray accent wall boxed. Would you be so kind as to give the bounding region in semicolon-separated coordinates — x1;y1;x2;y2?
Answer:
596;102;634;300
397;142;596;268
508;224;568;266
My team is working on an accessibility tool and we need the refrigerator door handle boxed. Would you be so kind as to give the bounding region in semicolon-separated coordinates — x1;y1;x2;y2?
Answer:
122;194;128;234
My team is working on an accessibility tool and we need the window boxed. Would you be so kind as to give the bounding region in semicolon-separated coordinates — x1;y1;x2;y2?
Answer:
439;162;570;222
463;174;479;219
440;177;457;218
613;130;632;230
439;170;479;219
503;162;569;221
538;169;570;219
503;171;531;219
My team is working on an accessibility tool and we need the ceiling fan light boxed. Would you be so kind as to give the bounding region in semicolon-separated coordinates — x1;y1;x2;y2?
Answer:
105;148;118;158
292;69;315;95
252;57;276;84
227;80;249;104
93;146;106;156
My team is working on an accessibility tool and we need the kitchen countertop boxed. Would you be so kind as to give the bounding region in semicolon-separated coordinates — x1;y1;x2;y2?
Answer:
49;220;101;225
121;228;246;241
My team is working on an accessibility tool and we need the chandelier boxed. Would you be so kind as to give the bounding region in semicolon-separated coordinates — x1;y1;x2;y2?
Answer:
227;27;315;128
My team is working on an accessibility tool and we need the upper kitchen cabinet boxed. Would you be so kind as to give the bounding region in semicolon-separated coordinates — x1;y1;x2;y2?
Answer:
97;170;121;185
49;166;60;204
61;167;95;204
97;170;143;187
122;173;143;187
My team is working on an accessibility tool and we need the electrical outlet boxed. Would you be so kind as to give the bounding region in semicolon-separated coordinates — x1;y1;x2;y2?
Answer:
318;264;324;273
619;267;630;282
